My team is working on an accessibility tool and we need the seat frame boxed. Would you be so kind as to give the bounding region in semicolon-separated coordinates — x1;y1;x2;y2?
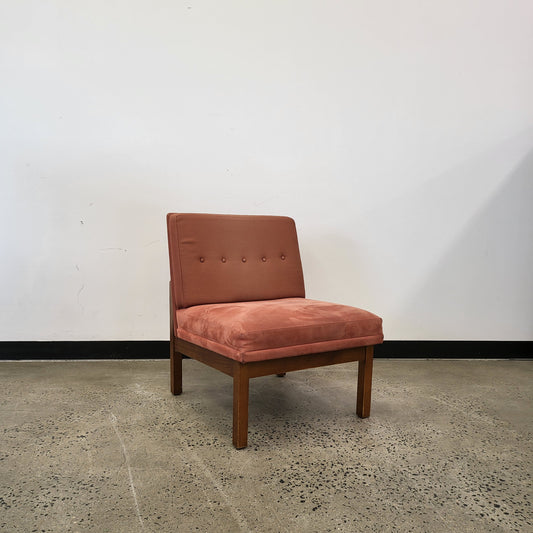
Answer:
169;286;374;449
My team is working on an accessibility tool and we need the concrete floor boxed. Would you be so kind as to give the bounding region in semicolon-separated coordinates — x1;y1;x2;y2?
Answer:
0;360;531;533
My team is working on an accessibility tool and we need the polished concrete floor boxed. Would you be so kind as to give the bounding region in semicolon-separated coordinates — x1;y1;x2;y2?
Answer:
0;359;531;532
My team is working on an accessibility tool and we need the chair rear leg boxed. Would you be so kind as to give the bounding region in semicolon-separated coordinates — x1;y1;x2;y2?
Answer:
170;322;182;396
169;284;182;395
170;350;182;395
233;363;249;449
356;345;373;418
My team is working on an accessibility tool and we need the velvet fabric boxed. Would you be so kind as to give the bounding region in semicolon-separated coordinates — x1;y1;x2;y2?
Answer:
167;214;305;309
177;298;383;363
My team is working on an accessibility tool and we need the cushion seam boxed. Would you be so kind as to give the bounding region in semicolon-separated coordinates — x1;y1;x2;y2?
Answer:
241;317;380;337
178;316;379;339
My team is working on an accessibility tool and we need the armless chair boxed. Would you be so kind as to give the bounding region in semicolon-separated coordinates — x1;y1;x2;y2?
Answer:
167;214;383;448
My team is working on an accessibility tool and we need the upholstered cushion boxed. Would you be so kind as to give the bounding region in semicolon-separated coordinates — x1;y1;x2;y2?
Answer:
176;298;383;363
167;214;305;309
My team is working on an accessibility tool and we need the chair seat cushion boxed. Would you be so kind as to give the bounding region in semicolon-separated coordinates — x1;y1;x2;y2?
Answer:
177;298;383;363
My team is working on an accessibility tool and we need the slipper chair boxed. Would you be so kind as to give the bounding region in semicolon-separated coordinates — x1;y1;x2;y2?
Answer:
167;213;383;448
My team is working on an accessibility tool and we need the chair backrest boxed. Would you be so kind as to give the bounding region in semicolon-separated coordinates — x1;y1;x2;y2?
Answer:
167;213;305;309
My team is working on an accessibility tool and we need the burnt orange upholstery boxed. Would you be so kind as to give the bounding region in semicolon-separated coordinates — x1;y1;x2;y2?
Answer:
177;298;383;363
167;214;305;309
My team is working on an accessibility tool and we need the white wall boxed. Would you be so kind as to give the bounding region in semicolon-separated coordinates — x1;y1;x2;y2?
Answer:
1;1;532;341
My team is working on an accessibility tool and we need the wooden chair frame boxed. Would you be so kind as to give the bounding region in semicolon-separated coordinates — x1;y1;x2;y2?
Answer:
170;287;374;449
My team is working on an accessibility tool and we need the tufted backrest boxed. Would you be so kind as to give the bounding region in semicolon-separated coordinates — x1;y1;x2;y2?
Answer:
167;213;306;309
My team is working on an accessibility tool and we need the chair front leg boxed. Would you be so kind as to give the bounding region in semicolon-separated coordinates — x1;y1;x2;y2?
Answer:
233;363;250;449
356;345;373;418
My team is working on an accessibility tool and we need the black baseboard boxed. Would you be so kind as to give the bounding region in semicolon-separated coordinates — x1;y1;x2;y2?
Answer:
0;340;530;360
374;341;531;359
0;341;168;360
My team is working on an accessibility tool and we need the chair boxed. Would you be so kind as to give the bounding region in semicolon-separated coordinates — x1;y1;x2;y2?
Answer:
167;213;383;448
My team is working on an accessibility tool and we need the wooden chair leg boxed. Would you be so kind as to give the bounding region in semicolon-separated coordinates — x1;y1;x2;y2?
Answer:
169;284;182;395
356;345;373;418
170;350;182;395
233;363;249;449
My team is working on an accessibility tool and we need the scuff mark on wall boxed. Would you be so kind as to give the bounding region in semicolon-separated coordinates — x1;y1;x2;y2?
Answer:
77;284;85;314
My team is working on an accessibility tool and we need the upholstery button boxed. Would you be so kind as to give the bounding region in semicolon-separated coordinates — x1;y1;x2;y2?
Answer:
281;254;286;260
221;257;226;263
242;257;246;263
200;257;205;263
261;257;266;262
